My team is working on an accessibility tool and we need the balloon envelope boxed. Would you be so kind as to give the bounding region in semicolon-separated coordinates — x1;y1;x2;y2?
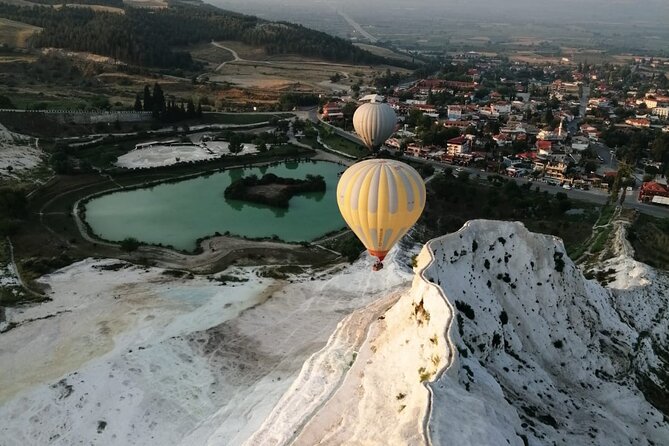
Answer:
352;102;397;150
336;159;426;261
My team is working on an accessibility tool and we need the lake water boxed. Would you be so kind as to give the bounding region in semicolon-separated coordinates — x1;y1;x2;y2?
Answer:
84;161;347;251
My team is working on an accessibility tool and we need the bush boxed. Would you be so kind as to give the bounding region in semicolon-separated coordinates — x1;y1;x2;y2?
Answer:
455;300;475;320
120;237;140;252
553;251;565;272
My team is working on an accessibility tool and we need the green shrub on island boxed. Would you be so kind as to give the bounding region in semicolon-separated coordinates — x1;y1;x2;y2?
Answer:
224;173;326;208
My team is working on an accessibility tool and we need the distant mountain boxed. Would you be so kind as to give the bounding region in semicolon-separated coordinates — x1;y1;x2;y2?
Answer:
0;0;405;69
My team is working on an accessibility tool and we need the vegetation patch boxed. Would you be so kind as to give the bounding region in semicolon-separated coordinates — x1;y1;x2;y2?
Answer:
455;300;475;320
224;173;325;208
628;214;669;271
419;173;597;259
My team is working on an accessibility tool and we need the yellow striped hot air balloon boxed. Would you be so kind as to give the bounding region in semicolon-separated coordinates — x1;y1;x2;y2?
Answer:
337;159;426;271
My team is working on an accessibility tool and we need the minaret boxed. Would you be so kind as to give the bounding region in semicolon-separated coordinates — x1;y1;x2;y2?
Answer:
558;117;565;138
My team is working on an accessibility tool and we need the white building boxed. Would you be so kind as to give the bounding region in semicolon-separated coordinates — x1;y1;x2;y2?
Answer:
447;105;462;121
653;107;669;119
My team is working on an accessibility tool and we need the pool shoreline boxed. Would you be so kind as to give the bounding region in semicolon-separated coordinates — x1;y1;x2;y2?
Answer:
79;160;349;254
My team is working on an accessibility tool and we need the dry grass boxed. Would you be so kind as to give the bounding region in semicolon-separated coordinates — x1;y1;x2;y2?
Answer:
210;45;410;94
353;43;415;63
0;18;41;48
54;3;124;14
122;0;167;8
509;52;567;65
189;43;235;66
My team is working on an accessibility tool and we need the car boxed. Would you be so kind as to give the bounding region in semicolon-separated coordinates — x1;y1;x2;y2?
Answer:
563;184;572;190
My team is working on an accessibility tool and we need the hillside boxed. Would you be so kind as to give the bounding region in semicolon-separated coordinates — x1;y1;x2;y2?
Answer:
1;218;667;444
251;220;669;445
0;0;398;68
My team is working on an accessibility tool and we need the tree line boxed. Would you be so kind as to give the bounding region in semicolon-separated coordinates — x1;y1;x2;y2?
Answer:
0;2;400;69
134;83;202;122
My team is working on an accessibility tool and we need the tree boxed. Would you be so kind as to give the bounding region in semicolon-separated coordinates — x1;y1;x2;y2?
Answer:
142;85;152;112
398;140;408;156
151;83;166;118
186;99;195;118
651;133;669;164
133;94;142;112
0;94;15;109
228;134;243;154
610;162;632;203
120;237;140;252
0;187;27;219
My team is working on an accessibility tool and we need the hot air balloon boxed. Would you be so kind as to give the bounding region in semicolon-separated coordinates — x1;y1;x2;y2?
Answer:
337;159;426;271
353;101;398;151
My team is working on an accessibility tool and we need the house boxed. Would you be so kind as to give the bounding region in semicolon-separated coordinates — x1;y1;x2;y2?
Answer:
544;161;569;181
571;136;590;152
405;144;432;158
447;105;462;120
552;80;581;95
639;181;669;202
625;117;651;128
322;102;343;120
536;140;553;155
493;133;511;146
411;104;438;114
415;79;448;95
491;102;511;115
653;107;669;119
443;120;471;129
446;136;471;156
359;94;385;103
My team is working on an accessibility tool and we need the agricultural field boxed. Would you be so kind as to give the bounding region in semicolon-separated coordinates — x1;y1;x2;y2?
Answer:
0;17;41;48
205;40;410;94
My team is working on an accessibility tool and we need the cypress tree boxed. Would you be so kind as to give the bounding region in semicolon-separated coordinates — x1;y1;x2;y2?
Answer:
151;83;166;118
143;85;152;112
133;94;142;111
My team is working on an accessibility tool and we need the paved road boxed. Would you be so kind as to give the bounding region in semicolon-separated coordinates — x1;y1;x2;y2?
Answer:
337;10;378;43
438;162;668;218
318;117;669;218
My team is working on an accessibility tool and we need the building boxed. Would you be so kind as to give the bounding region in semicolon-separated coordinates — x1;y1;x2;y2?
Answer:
491;102;511;115
571;136;591;152
536;140;553;155
639;181;669;202
446;136;471;156
359;94;385;103
447;105;462;120
625;117;651;128
653;107;669;119
551;80;581;95
322;102;343;120
544;161;569;181
443;120;471;130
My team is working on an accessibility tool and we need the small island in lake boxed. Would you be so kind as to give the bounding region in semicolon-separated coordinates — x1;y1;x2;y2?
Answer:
224;173;326;208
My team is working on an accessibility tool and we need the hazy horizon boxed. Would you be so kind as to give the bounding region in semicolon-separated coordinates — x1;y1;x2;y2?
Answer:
209;0;669;25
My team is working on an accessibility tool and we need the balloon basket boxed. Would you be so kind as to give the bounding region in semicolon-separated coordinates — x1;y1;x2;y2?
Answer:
372;261;384;272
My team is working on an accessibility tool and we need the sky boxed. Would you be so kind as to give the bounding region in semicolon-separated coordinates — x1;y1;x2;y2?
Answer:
210;0;669;25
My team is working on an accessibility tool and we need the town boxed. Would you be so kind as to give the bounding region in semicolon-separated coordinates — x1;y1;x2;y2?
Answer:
320;52;669;209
